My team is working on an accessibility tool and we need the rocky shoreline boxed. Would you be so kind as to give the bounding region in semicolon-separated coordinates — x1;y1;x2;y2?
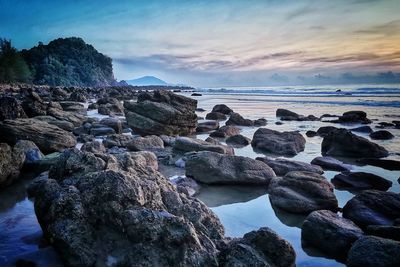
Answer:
0;84;399;266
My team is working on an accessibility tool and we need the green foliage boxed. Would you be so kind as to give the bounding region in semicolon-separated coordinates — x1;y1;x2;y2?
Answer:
21;37;115;86
0;39;32;83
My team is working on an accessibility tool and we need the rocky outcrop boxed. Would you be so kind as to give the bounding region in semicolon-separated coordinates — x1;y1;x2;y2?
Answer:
256;157;323;176
226;112;254;126
269;171;338;213
369;130;394;140
211;104;233;115
311;156;352;171
251;128;306;156
210;125;240;138
124;91;198;136
174;137;234;155
301;210;363;261
186;151;276;185
321;129;388;158
343;190;400;228
0;96;27;121
0;119;76;153
332;171;392;191
226;134;251;147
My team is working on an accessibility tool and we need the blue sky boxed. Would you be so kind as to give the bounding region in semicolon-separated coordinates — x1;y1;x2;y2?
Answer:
1;0;399;86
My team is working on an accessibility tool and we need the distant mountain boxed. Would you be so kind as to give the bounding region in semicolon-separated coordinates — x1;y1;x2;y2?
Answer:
125;76;168;86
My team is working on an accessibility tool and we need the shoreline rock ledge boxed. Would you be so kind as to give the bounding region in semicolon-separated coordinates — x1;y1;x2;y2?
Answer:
124;90;198;136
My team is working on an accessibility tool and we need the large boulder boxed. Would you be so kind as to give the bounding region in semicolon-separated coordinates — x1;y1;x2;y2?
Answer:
369;130;394;140
226;134;251;147
256;157;323;176
97;97;124;116
0;96;27;121
332;171;392;191
343;190;400;228
124;91;198;136
103;134;135;148
28;148;225;267
321;129;388;158
210;125;240;138
219;227;296;267
301;210;363;261
99;117;123;134
34;115;75;131
205;112;227;121
331;111;372;124
126;135;164;151
269;171;338;213
174;137;234;155
276;109;318;121
47;106;85;127
357;158;400;171
251;128;306;156
186;151;276;185
21;91;47;117
0;143;25;188
226;112;254;126
311;156;352;171
211;104;233;115
0;119;77;153
347;236;400;267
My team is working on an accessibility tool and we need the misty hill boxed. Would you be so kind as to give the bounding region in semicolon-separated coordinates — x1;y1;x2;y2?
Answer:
126;76;168;86
21;37;115;86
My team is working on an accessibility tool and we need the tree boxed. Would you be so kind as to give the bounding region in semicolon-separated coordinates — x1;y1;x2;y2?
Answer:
0;39;31;83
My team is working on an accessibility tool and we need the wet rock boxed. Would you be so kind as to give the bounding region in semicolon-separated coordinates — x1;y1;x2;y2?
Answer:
87;103;98;110
47;107;85;127
332;171;392;191
219;227;296;267
311;156;352;171
81;141;106;154
174;137;234;155
350;126;373;133
226;134;251;147
269;171;338;213
0;143;25;188
306;130;317;137
186;151;276;185
256;157;323;176
196;108;206;112
29;152;61;174
33;115;75;132
97;97;124;116
275;121;284;125
21;91;47;117
254;118;267;126
331;111;372;124
343;190;400;228
211;104;233;115
196;120;219;133
59;101;86;114
89;126;115;136
126;135;164;151
99;117;123;134
347;236;400;267
0;118;77;153
357;158;400;170
102;134;135;148
276;109;299;119
14;140;44;165
316;126;339;137
302;210;363;261
369;130;394;140
276;109;319;121
226;112;254;126
125;91;197;136
205;112;227;120
205;137;220;145
171;176;201;197
251;128;306;156
376;122;395;129
191;93;202;96
321;128;388;158
0;96;27;120
366;225;400;241
209;125;240;138
159;135;176;146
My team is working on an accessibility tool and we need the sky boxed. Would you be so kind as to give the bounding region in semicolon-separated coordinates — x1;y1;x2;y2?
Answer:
1;0;400;87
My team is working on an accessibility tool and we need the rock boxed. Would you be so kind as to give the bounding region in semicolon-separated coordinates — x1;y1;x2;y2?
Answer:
72;122;91;135
226;112;254;126
357;158;400;171
251;128;306;156
321;128;388;158
97;97;124;116
276;109;299;118
126;135;164;151
186;151;276;185
376;122;396;129
0;96;27;120
347;236;400;267
350;126;373;133
366;225;400;241
196;120;219;133
254;118;267;126
47;107;85;127
89;126;116;136
102;134;134;148
99;117;123;134
205;112;227;120
269;171;338;213
0;119;77;153
210;125;240;138
211;104;233;115
29;152;61;174
219;227;296;267
306;130;317;137
256;157;323;176
369;130;394;140
196;108;206;112
301;210;363;261
343;190;400;228
332;171;392;191
51;88;68;101
159;135;176;146
21;91;47;117
226;134;251;147
276;109;319;121
331;111;372;124
0;143;25;188
174;137;234;155
33;116;75;132
275;121;284;125
125;91;197;136
13;140;44;165
316;126;339;137
81;141;106;154
69;91;87;102
29;148;225;267
191;93;202;96
171;176;201;197
311;156;352;171
205;137;220;145
59;101;86;114
87;103;98;110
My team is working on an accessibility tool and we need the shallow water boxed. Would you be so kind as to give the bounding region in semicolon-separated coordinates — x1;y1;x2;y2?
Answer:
1;89;400;266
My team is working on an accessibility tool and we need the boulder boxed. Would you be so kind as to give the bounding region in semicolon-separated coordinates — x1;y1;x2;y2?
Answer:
251;128;306;156
186;151;276;185
0;96;27;120
331;111;372;124
210;125;240;138
33;116;75;132
69;91;87;102
269;171;338;213
47;107;85;127
254;118;267;126
365;225;400;241
332;171;392;191
369;130;394;140
211;104;233;115
126;135;164;151
0;143;25;188
97;97;124;116
350;126;373;133
124;91;197;136
174;137;234;155
103;134;135;148
311;156;352;171
256;157;323;176
219;227;296;267
226;134;251;147
59;101;86;114
347;236;400;267
13;140;44;165
99;117;123;134
226;112;254;126
343;190;400;228
21;91;47;117
316;126;339;137
0;119;77;153
306;130;317;137
89;126;116;136
196;120;219;133
81;141;106;154
321;129;388;158
301;210;363;261
171;176;201;197
276;109;319;121
357;158;400;171
205;112;227;121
